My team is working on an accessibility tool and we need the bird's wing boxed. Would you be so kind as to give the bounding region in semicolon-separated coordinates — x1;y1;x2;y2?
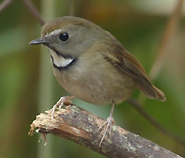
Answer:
101;45;165;101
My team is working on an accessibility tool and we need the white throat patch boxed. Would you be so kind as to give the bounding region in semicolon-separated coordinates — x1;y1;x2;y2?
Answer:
48;48;73;68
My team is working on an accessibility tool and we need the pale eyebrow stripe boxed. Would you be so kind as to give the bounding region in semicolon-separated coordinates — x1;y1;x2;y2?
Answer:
45;29;62;38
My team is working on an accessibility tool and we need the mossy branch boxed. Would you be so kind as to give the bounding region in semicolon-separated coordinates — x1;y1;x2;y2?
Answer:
29;105;182;158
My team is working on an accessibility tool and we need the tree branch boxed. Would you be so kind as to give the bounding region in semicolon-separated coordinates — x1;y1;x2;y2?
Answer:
127;99;185;147
29;104;182;158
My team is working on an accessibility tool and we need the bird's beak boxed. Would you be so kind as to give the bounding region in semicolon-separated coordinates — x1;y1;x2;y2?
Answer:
29;38;52;45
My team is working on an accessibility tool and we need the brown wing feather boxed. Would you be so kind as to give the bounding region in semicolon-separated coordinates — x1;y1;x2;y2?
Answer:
100;39;165;101
120;49;158;99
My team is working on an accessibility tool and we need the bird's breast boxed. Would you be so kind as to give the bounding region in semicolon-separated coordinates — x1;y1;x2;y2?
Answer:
52;54;136;105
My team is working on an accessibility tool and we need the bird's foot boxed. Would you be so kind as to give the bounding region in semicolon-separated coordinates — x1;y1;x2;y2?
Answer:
98;115;115;146
49;96;75;119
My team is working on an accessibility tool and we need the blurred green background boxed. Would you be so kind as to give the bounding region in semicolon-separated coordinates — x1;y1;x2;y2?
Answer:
0;0;185;157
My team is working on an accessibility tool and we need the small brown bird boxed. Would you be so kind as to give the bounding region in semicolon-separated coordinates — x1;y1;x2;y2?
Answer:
29;16;166;145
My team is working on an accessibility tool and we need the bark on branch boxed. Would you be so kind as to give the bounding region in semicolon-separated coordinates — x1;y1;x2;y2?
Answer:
29;104;182;158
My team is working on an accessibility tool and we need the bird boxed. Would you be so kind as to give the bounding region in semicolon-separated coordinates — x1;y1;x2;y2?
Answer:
29;16;166;146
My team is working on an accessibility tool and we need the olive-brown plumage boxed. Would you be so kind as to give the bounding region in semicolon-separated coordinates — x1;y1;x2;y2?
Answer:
29;16;166;145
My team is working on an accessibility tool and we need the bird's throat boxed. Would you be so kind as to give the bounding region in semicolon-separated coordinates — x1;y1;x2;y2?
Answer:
48;48;74;68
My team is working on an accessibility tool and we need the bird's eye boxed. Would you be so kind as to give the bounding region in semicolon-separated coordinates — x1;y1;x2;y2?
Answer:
59;33;69;41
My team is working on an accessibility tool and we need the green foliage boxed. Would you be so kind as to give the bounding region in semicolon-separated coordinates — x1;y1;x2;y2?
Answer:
0;1;185;158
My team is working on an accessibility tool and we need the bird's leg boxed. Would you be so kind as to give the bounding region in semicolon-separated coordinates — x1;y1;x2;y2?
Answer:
50;96;75;119
98;101;115;146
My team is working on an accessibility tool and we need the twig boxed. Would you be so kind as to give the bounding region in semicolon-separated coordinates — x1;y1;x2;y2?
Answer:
22;0;45;25
29;104;182;158
137;0;184;123
0;0;13;13
69;0;75;16
127;99;185;147
149;0;183;80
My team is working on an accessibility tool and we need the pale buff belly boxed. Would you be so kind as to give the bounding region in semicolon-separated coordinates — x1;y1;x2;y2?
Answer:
52;58;136;106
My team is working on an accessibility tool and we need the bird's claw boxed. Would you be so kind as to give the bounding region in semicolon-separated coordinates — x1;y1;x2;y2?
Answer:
98;115;115;146
49;96;75;119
